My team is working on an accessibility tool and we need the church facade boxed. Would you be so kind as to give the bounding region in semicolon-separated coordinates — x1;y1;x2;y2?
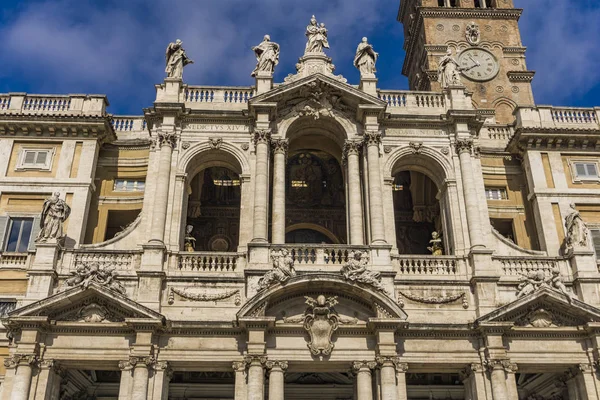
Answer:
1;0;600;399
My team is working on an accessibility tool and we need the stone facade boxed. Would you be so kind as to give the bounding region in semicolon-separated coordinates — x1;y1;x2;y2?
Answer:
0;1;600;399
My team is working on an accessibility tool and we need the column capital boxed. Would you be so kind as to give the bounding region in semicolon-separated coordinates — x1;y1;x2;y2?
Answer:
352;360;377;373
364;131;382;146
244;355;268;367
157;131;178;148
232;360;247;372
454;138;474;155
3;354;38;368
253;129;272;146
265;360;288;371
343;140;363;157
484;359;517;373
120;356;156;370
271;139;289;155
459;363;485;381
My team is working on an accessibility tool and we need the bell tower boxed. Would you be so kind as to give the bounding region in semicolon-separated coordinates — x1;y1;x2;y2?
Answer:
398;0;535;123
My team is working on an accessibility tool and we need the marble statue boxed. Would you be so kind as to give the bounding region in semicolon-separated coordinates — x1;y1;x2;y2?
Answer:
516;268;573;302
165;39;194;79
184;224;196;252
251;35;280;77
36;192;71;243
427;231;444;256
437;49;478;88
341;251;386;293
65;262;126;295
258;249;296;291
565;203;589;251
305;16;330;54
353;37;378;76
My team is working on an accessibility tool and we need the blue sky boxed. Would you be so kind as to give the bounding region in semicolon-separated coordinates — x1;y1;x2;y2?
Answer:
1;0;599;115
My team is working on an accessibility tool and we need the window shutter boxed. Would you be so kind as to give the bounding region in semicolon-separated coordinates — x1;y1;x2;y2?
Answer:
592;230;600;260
28;216;41;252
0;216;8;251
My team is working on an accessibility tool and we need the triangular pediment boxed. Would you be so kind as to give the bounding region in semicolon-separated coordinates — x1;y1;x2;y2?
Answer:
7;283;165;325
249;74;386;121
476;287;600;328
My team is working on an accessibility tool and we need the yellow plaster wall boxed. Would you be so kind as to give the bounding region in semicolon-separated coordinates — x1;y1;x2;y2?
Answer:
541;153;555;189
579;204;600;225
69;141;83;178
0;270;28;295
562;155;600;189
0;193;49;215
6;142;62;178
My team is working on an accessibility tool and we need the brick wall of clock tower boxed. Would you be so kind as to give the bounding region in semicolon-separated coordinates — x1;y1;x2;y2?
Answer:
398;0;535;123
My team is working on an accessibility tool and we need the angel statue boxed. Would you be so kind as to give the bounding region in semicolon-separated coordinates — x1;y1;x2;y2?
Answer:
353;37;378;76
36;192;71;243
165;39;194;79
251;35;281;77
305;16;330;54
437;48;478;88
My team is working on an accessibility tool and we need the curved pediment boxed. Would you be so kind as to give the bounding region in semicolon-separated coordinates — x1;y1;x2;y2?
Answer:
237;272;407;324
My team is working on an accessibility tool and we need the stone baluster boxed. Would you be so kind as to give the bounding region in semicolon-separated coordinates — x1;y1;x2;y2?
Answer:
376;357;399;400
344;140;365;245
455;139;484;248
266;360;287;400
5;354;38;400
245;356;267;400
127;356;154;400
364;131;387;245
353;361;377;400
271;139;288;244
252;130;271;243
485;359;517;400
150;131;177;243
233;361;248;400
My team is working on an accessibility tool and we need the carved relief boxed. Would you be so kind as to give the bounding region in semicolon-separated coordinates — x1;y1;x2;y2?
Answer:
516;267;574;302
208;137;222;150
303;295;339;357
283;81;347;120
271;139;289;155
465;22;481;46
257;249;296;292
364;131;382;146
341;250;387;293
3;354;38;368
454;139;473;155
168;287;241;305
76;302;112;323
397;290;468;309
157;131;177;148
409;141;423;154
64;262;126;295
253;129;271;145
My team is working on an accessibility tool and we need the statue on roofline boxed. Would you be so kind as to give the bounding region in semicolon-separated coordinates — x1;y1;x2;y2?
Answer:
305;15;330;54
165;39;194;79
251;35;280;77
353;37;378;76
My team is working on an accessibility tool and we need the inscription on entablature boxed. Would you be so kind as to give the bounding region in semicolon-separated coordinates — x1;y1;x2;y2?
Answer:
385;128;446;136
184;124;249;133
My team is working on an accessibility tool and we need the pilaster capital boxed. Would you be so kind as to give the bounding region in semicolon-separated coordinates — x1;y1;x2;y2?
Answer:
253;129;272;146
154;361;174;381
352;360;377;373
484;359;517;373
578;363;593;373
454;138;474;155
459;363;485;381
265;360;288;371
243;355;268;367
375;355;399;368
271;139;289;155
364;131;382;147
232;361;247;372
157;131;178;148
343;140;363;157
3;354;38;368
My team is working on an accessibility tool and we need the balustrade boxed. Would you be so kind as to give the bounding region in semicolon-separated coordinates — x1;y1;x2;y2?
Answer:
495;256;566;277
393;255;462;275
551;107;598;125
185;86;254;105
68;250;140;271
279;245;369;266
112;116;148;133
176;252;240;272
0;96;10;110
0;93;107;115
378;90;446;112
0;253;31;269
484;125;514;141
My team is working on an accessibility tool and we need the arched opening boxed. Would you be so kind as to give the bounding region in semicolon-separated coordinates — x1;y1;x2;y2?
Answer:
393;170;441;254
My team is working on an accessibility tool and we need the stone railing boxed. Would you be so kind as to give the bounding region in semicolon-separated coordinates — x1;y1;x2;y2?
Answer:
112;116;147;132
392;255;464;276
516;106;600;131
278;245;370;266
551;107;598;125
378;90;446;113
62;250;141;272
482;124;515;141
175;252;242;272
0;253;32;269
495;256;567;277
184;86;255;110
0;93;108;116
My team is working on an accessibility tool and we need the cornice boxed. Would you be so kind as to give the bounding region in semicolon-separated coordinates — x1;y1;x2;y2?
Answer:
507;71;536;83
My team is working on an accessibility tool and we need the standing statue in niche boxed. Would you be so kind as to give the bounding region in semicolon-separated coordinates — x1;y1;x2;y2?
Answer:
427;231;444;256
251;35;280;77
437;49;478;88
165;39;194;79
353;37;378;76
305;16;330;54
36;192;71;243
184;225;196;252
564;203;589;252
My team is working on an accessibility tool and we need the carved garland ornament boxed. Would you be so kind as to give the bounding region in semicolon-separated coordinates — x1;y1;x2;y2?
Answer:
397;291;468;309
168;287;241;305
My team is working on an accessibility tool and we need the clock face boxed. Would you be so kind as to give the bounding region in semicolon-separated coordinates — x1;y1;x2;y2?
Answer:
458;48;500;82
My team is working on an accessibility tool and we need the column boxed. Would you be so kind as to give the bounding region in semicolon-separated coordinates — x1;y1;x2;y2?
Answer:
6;354;37;400
394;362;408;400
130;357;152;400
34;360;63;400
233;361;248;400
252;130;271;242
150;131;176;243
574;364;599;400
376;357;398;400
271;139;288;244
505;363;519;400
344;140;365;245
455;139;484;248
151;361;173;400
266;360;287;400
460;364;487;400
118;360;134;400
245;356;267;400
353;361;377;400
486;360;510;400
364;132;387;244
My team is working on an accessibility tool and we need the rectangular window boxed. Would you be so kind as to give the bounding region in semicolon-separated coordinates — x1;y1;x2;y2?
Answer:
574;162;599;179
113;179;145;192
485;187;508;200
16;148;53;170
491;218;516;243
4;218;33;253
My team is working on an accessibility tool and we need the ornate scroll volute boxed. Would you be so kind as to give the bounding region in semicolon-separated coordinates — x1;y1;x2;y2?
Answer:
156;130;178;149
265;360;288;372
342;140;362;165
454;139;474;155
363;130;382;147
303;295;339;357
3;354;38;369
352;360;377;374
271;139;289;156
253;129;272;147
